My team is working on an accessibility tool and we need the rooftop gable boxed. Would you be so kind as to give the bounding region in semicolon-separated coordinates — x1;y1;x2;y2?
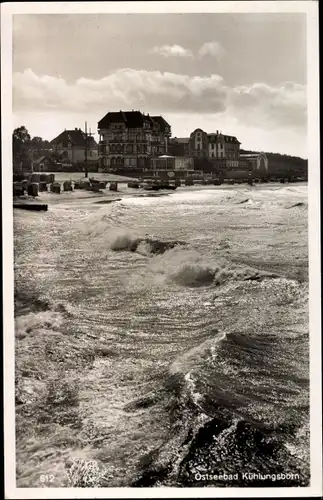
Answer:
98;111;171;131
51;129;97;148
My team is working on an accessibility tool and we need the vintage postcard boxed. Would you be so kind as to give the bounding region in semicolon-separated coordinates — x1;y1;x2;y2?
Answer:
1;1;321;498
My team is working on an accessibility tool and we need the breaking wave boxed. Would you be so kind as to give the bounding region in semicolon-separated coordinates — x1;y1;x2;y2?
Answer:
14;291;74;339
147;247;278;288
107;229;186;255
130;324;309;488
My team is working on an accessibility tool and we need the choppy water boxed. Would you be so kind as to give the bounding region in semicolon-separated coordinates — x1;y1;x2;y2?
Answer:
14;183;309;488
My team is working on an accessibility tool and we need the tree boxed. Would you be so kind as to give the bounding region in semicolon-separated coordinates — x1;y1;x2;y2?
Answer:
13;126;31;159
30;136;43;148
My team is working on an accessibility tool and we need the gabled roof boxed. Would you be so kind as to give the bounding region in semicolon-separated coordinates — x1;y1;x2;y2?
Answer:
33;154;56;165
51;129;97;148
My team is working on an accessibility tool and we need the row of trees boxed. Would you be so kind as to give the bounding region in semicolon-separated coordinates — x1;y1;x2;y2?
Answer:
13;126;52;162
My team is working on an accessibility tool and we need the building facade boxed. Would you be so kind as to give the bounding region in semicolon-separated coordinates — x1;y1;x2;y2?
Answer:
189;129;209;158
146;155;200;180
168;137;190;157
189;129;241;169
152;155;194;171
50;128;98;166
97;111;171;171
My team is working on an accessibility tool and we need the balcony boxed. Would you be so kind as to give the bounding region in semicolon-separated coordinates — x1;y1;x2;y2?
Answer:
108;139;149;144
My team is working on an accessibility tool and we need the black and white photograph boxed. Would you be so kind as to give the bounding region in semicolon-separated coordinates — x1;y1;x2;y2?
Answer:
2;1;321;498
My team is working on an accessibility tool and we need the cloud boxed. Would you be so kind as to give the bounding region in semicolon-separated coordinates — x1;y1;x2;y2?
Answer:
150;44;193;58
150;42;225;59
228;81;307;129
198;41;226;59
13;69;306;132
13;68;226;114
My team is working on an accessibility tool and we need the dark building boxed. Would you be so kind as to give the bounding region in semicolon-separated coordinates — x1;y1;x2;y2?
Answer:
168;137;190;157
97;111;171;171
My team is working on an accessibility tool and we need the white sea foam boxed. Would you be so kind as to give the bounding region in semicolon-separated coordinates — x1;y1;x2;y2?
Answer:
15;310;64;338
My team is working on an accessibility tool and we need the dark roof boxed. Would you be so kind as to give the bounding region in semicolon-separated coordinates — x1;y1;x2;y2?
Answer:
98;111;146;129
51;129;97;147
98;111;171;131
207;133;240;144
150;116;170;132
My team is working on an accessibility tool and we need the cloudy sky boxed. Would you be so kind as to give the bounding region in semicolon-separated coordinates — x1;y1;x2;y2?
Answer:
13;13;307;157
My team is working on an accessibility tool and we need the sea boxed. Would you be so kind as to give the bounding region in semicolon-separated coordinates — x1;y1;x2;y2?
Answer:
14;182;309;488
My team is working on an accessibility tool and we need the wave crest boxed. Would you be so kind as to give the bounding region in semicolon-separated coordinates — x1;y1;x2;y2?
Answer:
108;229;185;255
169;263;215;287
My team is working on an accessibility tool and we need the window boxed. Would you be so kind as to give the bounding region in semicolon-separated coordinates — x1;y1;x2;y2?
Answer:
197;144;201;150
